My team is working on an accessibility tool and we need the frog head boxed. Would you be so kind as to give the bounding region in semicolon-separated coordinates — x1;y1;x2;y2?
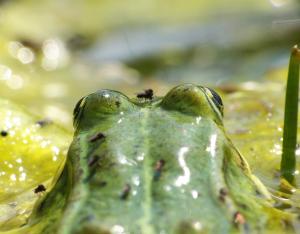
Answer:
73;84;224;132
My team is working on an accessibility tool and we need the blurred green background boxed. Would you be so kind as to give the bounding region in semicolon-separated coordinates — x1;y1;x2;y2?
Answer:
0;0;299;128
1;1;300;231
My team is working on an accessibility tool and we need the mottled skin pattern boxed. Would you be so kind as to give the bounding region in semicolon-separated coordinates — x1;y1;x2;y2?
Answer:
28;84;291;234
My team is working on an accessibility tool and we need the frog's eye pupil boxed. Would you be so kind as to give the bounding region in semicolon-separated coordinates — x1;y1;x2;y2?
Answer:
207;88;223;115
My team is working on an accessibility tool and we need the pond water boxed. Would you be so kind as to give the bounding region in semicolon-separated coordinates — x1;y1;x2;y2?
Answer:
0;1;300;233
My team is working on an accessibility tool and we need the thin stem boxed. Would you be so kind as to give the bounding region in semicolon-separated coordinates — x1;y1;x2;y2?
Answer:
281;45;300;185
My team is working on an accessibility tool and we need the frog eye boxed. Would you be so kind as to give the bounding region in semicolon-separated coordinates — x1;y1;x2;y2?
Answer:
205;87;224;116
73;90;135;129
73;96;86;123
161;84;223;123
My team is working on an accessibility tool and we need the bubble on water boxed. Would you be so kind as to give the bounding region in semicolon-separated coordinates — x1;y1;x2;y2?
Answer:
19;172;26;181
0;65;12;80
8;41;22;58
16;158;22;164
42;38;69;71
6;75;24;90
17;47;35;64
10;174;16;181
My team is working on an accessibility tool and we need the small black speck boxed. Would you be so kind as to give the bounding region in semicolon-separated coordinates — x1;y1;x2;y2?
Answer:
34;184;46;194
120;184;131;200
1;130;8;137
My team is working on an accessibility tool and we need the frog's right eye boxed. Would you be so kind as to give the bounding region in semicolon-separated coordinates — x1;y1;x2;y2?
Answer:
73;90;135;129
161;84;223;123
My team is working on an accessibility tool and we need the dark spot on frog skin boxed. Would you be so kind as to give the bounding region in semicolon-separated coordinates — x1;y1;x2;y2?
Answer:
36;119;52;127
115;101;121;107
34;184;46;194
120;184;131;200
153;159;166;181
89;132;105;142
218;188;228;202
137;89;153;100
233;211;246;226
88;155;101;167
1;130;8;137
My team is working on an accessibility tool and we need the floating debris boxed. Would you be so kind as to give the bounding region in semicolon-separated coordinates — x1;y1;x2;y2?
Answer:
34;184;46;194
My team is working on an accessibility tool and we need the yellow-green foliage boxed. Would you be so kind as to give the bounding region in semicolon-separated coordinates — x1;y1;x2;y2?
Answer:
0;99;71;231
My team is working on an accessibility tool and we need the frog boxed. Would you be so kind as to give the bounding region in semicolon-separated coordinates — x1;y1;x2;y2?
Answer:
25;84;293;234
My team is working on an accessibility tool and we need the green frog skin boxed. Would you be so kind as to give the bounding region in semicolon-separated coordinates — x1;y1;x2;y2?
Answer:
27;84;292;234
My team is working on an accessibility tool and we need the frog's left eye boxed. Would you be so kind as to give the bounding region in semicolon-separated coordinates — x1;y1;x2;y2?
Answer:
205;87;224;116
73;90;136;130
